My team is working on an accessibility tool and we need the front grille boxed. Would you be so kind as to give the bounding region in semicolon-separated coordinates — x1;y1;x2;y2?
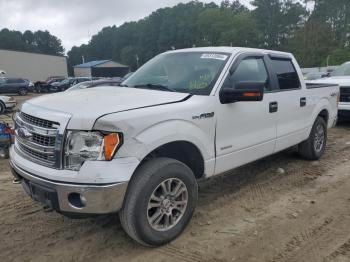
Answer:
20;112;59;129
15;112;59;167
340;87;350;102
17;142;55;164
32;133;56;147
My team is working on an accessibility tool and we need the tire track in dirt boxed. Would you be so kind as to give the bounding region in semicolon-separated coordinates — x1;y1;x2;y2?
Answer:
270;214;350;262
326;238;350;261
158;244;207;262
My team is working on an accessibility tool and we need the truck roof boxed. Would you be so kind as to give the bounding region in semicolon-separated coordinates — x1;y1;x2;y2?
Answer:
167;46;293;58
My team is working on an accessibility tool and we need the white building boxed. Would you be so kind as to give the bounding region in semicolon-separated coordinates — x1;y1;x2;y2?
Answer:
0;49;68;81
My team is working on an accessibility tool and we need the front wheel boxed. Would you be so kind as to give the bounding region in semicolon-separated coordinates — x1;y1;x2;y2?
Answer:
119;157;198;246
298;116;327;160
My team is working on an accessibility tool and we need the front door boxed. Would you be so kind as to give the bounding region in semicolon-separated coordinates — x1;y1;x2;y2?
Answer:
215;54;279;175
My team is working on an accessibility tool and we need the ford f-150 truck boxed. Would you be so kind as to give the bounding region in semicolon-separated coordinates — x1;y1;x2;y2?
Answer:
311;61;350;119
10;47;339;246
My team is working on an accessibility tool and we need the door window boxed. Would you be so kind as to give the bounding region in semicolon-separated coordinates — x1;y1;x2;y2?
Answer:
224;57;270;91
6;78;22;84
270;59;300;90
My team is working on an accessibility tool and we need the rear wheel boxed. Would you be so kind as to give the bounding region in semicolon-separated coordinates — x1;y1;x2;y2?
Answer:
119;157;198;246
298;116;327;160
18;88;28;96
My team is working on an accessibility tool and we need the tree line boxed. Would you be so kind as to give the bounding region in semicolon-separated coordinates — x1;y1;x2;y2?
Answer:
1;0;350;74
67;0;350;73
0;29;64;56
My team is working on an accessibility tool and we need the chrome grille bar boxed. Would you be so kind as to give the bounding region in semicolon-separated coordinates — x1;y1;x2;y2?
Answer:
14;111;60;168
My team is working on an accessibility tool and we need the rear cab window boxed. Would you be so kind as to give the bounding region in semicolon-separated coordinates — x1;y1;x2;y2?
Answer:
270;59;301;91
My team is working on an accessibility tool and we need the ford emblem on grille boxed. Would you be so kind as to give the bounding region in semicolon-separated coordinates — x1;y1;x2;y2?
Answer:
18;127;33;139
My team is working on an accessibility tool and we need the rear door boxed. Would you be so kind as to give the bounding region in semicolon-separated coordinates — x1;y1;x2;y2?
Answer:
267;55;308;152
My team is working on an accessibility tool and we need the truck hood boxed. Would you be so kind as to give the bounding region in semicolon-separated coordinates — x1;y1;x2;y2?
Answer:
310;76;350;86
25;86;190;129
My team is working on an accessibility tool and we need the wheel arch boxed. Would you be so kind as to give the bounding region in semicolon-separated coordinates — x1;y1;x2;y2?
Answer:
307;98;332;136
137;140;205;179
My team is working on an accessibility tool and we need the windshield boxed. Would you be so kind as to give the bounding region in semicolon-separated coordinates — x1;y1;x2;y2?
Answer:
123;52;230;95
67;81;92;91
61;79;71;85
331;62;350;76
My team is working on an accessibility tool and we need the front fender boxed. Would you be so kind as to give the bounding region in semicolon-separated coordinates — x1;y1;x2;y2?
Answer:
93;96;217;175
129;119;214;161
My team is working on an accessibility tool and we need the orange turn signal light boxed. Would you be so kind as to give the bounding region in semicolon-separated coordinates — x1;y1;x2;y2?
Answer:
243;92;261;97
103;133;120;161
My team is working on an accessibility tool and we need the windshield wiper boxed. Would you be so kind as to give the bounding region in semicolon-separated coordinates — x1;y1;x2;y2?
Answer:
119;83;129;87
133;84;176;92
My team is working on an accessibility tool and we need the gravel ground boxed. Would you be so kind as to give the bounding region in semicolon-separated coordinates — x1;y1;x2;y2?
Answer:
0;94;350;262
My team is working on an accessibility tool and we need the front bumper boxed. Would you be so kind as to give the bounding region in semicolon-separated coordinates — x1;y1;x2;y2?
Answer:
5;101;16;110
338;102;350;112
10;159;128;215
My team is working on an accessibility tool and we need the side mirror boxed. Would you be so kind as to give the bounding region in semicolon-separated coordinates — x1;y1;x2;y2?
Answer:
219;82;265;104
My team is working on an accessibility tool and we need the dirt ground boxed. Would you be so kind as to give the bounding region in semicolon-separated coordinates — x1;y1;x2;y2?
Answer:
1;94;350;262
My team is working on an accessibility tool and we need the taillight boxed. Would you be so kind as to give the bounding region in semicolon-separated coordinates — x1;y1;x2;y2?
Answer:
337;92;340;103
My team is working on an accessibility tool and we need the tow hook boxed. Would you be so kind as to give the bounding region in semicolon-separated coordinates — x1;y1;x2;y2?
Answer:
12;178;22;184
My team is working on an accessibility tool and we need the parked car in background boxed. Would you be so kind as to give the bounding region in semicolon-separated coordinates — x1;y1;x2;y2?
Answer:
46;76;66;82
10;47;339;246
304;72;327;80
0;95;16;114
50;77;92;92
23;79;35;92
67;80;122;91
310;61;350;119
35;77;66;93
0;77;31;95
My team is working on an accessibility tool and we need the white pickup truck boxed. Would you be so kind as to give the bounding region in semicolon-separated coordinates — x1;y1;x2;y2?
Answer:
310;61;350;119
10;47;339;246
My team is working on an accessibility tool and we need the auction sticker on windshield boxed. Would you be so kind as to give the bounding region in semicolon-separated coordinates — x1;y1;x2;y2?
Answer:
200;53;228;61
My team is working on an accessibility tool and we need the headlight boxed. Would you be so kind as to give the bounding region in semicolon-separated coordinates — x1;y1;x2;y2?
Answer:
64;131;120;171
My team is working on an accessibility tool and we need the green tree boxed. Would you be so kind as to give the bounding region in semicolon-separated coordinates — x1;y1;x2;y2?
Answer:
251;0;307;48
0;28;64;56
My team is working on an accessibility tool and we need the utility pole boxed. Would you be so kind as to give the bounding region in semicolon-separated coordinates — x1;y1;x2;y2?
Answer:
326;55;330;68
135;54;139;69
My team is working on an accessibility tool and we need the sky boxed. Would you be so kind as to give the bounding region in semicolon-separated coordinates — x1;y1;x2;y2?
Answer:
0;0;252;52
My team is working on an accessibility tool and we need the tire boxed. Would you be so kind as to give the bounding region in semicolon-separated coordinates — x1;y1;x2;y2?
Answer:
18;88;28;96
298;116;327;160
0;102;5;114
119;157;198;246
